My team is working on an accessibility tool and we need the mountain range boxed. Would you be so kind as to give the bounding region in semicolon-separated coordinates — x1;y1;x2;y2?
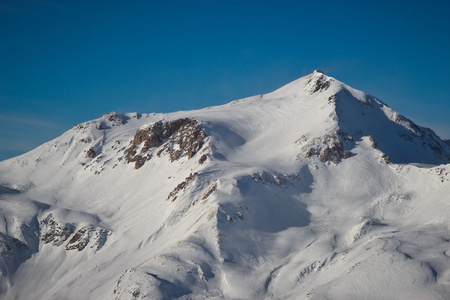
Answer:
1;70;450;299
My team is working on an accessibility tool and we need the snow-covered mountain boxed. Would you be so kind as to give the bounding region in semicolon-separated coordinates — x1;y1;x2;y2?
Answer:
1;70;450;299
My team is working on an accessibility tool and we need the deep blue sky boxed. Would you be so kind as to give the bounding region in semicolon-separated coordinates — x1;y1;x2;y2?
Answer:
1;0;450;161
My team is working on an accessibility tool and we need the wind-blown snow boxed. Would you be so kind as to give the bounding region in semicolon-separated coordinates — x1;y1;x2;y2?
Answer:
0;71;449;299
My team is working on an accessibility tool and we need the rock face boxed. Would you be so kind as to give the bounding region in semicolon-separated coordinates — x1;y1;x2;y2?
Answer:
86;148;97;159
40;214;74;246
65;226;110;251
98;112;126;129
124;118;207;169
167;172;198;202
40;214;110;252
301;131;352;164
0;233;33;276
305;71;333;94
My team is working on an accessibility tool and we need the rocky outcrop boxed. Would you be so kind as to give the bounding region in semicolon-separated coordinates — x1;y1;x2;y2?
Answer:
167;172;198;202
252;172;300;188
73;112;126;134
40;214;110;252
104;112;125;125
125;119;207;169
367;135;392;164
201;179;218;200
86;147;97;159
305;73;333;94
65;226;110;251
97;112;126;130
301;131;352;164
40;214;74;247
0;233;33;277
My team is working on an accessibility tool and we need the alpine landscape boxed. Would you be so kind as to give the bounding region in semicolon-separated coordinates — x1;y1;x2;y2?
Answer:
1;70;450;299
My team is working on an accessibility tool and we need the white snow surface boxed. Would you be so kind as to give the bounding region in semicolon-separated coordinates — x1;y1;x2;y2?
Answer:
0;70;450;299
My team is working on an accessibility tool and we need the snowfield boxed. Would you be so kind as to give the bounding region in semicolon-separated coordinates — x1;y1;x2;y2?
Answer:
0;70;450;299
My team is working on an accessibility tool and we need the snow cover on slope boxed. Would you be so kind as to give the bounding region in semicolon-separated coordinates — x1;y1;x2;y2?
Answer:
0;71;450;299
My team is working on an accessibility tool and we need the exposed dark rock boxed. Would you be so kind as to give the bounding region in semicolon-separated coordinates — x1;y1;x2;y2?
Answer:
167;172;198;202
367;136;393;164
328;95;336;105
86;148;97;158
302;133;352;164
321;135;349;163
92;228;110;250
432;166;450;183
252;172;300;188
198;154;207;165
105;112;124;125
125;118;206;169
337;129;353;142
40;214;110;252
368;136;378;149
133;155;145;169
319;148;335;163
65;225;92;251
381;153;392;164
64;226;110;252
40;214;74;247
306;74;332;94
73;123;87;132
202;180;217;200
96;112;127;131
80;138;92;143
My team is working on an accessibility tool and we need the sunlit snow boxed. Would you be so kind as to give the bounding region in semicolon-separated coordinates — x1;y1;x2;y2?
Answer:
0;71;449;299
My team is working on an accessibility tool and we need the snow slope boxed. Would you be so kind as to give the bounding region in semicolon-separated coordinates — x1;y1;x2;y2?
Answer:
0;70;450;299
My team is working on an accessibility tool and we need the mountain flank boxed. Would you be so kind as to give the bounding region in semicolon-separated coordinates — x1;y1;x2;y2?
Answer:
0;71;449;299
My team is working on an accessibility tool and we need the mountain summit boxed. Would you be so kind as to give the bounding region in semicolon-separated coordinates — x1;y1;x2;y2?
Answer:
271;70;450;165
0;71;450;299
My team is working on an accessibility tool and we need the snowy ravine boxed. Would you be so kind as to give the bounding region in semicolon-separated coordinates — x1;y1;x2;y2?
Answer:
1;70;450;299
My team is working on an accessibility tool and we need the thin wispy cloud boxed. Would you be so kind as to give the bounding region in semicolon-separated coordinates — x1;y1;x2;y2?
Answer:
0;114;66;129
0;114;67;158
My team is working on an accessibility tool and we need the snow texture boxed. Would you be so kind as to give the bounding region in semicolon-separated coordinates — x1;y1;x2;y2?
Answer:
0;70;450;299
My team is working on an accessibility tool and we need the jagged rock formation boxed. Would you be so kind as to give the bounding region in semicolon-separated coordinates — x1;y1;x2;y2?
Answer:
305;71;332;93
124;118;207;168
40;214;74;246
65;226;110;251
301;132;352;164
167;172;198;202
40;214;110;252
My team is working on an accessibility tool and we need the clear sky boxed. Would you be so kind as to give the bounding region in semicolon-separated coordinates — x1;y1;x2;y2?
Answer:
1;0;450;161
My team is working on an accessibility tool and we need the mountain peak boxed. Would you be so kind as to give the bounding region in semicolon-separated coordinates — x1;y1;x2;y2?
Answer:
263;71;450;165
268;70;336;98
